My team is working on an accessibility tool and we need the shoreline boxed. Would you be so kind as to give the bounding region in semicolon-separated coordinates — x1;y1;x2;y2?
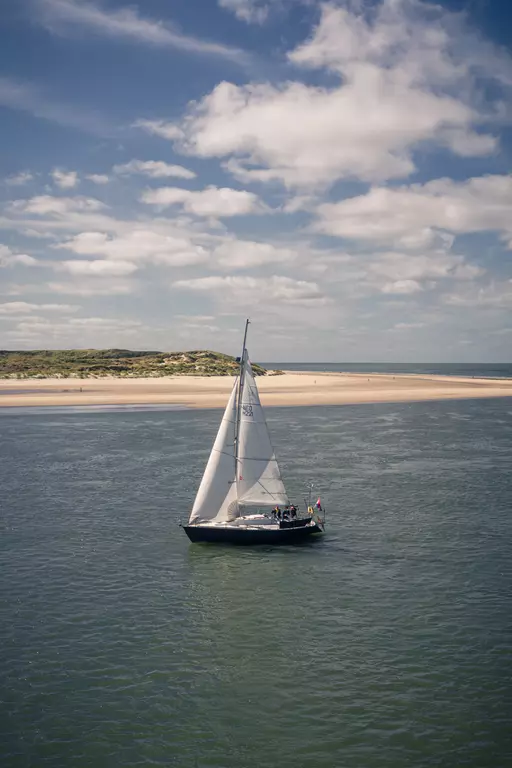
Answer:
1;371;512;409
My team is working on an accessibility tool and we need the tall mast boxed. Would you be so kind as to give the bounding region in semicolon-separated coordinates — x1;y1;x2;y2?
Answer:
234;318;250;474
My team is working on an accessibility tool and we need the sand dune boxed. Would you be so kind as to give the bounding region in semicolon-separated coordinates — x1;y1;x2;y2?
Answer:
1;371;511;408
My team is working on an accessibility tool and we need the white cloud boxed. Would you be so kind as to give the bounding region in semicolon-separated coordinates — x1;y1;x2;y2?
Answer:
86;174;110;185
213;240;296;268
172;0;506;188
218;0;269;24
315;175;512;247
0;245;38;268
9;195;106;216
21;229;59;239
304;252;355;277
299;241;483;297
178;322;220;333
38;0;248;64
443;281;512;308
0;301;78;314
58;259;138;276
5;171;34;186
4;315;144;344
133;119;184;141
369;251;484;283
141;185;264;217
113;159;195;179
1;197;217;277
381;279;422;295
54;230;209;266
331;246;487;298
394;322;426;330
173;274;326;304
51;169;79;189
67;316;141;329
281;194;316;214
48;280;134;296
176;80;480;189
2;196;207;245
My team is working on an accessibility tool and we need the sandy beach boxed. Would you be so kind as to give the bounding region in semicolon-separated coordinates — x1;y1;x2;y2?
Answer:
1;371;512;409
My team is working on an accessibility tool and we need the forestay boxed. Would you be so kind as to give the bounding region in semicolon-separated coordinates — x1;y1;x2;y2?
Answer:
236;354;289;507
188;380;239;524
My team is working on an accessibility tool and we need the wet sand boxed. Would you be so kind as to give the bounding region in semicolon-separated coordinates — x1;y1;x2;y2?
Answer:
1;371;512;408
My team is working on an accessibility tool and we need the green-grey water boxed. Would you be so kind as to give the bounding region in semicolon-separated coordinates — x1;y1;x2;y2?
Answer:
1;400;512;767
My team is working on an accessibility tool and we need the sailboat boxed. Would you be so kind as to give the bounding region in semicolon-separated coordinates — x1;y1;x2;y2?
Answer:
183;320;324;545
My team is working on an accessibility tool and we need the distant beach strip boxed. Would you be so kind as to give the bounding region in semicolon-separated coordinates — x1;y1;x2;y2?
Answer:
1;371;512;409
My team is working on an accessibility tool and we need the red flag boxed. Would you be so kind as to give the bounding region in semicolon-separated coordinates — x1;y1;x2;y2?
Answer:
316;498;322;510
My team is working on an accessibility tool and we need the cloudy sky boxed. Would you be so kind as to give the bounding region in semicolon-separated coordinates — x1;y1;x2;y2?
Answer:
0;0;511;361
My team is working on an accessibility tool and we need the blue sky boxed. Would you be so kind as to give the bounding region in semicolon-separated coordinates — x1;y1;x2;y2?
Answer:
0;0;511;361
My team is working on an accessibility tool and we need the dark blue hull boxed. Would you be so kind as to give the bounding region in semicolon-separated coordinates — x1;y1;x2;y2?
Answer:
183;520;323;545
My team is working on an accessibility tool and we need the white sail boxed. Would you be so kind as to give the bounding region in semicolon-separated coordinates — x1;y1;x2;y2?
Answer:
236;353;289;507
188;379;239;524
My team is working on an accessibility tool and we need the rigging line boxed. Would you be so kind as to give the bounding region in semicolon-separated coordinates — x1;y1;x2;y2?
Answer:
236;455;279;461
209;447;236;458
255;479;282;498
238;476;286;499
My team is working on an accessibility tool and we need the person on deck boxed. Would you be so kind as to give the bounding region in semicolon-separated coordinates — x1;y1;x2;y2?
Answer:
290;504;297;518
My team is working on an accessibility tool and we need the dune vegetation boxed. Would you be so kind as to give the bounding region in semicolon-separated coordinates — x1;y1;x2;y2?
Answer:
0;349;272;378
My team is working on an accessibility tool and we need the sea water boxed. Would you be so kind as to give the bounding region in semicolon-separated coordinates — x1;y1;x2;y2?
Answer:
1;399;511;767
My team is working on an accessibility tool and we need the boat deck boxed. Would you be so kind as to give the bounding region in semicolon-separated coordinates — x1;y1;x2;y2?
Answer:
193;514;316;531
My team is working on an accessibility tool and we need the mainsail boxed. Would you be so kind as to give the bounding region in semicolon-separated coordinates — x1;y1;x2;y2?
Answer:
188;379;239;524
236;353;289;507
189;330;289;525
